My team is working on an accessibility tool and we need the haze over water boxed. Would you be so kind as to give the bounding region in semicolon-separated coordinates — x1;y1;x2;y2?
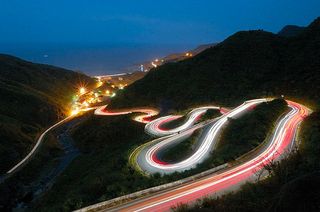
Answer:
0;43;193;76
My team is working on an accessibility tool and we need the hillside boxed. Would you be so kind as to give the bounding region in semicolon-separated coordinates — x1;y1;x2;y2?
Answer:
161;43;216;62
278;25;306;37
0;54;94;173
110;17;320;111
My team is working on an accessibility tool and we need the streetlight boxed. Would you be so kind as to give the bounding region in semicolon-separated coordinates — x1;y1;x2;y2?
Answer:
79;87;86;95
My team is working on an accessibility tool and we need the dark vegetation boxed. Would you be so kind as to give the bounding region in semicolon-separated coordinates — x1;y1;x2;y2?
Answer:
173;112;320;212
110;17;320;111
0;130;62;210
198;109;221;122
0;113;91;211
160;115;187;130
0;54;94;173
160;109;221;163
159;128;202;163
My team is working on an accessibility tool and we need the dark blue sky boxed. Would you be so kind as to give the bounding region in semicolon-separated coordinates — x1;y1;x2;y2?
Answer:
1;0;320;45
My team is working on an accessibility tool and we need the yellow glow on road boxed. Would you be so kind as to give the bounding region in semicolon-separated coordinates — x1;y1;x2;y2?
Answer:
97;81;103;87
70;108;79;116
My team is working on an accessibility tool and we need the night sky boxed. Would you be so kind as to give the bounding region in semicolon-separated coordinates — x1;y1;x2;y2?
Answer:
1;0;320;45
0;0;319;75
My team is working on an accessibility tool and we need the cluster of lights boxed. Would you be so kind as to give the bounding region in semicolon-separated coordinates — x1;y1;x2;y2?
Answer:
71;81;126;117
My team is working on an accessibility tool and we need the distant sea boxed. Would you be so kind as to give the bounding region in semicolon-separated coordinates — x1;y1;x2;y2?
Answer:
0;43;194;76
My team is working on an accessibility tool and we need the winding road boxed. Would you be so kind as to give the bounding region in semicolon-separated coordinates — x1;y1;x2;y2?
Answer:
141;99;266;174
78;99;310;212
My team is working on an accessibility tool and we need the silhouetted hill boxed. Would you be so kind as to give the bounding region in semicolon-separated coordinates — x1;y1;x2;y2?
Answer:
278;25;306;37
0;54;94;173
110;17;320;111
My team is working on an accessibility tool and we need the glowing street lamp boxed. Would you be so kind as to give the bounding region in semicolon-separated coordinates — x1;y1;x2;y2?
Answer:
151;62;157;68
79;87;86;95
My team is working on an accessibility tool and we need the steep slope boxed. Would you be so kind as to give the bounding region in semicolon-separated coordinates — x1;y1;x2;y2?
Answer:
110;17;320;111
0;54;94;173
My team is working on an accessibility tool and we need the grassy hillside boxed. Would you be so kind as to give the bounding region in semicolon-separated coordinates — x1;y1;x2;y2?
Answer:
0;54;94;173
110;17;320;111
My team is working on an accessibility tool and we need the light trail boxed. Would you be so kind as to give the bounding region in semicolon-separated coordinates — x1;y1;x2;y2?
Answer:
3;107;96;179
6;117;71;175
94;105;159;124
145;106;221;137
